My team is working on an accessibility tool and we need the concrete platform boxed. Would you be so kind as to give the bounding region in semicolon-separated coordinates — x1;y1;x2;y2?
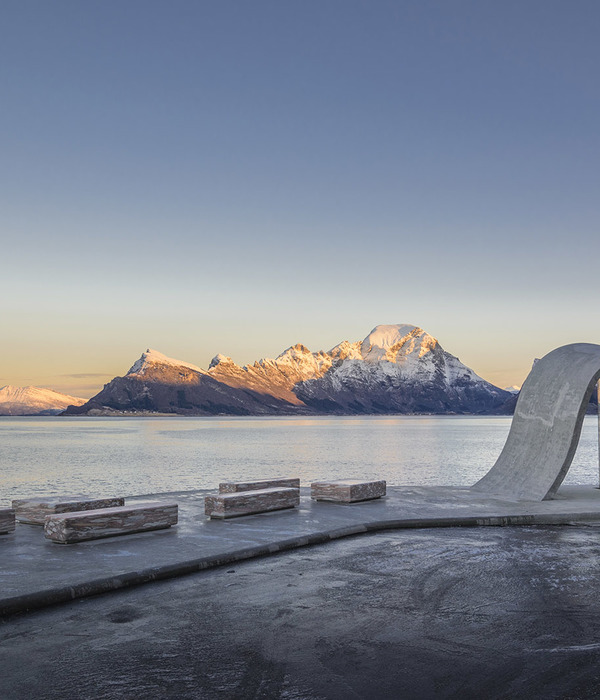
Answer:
2;484;600;616
4;526;600;699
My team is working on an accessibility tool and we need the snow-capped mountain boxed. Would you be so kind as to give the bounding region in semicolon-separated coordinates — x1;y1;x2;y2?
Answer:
0;386;86;415
67;325;512;416
503;385;521;394
294;325;509;413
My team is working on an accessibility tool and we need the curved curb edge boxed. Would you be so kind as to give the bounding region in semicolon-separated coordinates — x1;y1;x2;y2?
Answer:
2;511;600;618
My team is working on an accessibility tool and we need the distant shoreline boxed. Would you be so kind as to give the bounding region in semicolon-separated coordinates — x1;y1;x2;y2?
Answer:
2;409;518;418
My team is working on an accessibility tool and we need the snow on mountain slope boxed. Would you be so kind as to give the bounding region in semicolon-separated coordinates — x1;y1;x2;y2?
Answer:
209;343;332;405
0;386;86;415
127;348;206;377
294;325;510;414
357;325;476;381
329;340;362;361
360;324;422;361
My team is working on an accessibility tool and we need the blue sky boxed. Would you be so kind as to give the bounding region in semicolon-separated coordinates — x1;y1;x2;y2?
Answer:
1;1;599;396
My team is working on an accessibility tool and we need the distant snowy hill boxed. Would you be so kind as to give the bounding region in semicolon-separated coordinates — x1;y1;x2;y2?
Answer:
67;325;512;416
0;386;86;415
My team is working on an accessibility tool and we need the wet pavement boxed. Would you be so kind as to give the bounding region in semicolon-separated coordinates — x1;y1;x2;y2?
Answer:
3;485;600;615
2;524;600;699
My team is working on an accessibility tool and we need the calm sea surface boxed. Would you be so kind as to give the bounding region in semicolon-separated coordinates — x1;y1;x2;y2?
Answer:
1;415;598;503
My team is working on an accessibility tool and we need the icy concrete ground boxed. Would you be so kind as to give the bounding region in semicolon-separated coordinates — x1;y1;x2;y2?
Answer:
2;524;600;699
4;485;600;615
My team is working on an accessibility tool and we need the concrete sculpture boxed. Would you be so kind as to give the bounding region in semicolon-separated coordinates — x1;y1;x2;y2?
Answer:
472;343;600;501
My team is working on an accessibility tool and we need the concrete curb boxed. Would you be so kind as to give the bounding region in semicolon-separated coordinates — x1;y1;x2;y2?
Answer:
3;510;600;618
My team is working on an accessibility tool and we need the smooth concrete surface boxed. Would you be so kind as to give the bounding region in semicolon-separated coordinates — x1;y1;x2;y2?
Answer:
3;525;600;699
3;485;600;616
473;343;600;500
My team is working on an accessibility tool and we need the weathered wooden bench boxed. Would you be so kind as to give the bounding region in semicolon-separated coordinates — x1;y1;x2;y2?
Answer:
0;509;15;535
44;501;178;543
205;487;299;519
12;496;125;525
218;477;300;493
310;480;386;503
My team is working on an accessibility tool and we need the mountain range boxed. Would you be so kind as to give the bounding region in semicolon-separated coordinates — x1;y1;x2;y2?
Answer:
64;324;513;416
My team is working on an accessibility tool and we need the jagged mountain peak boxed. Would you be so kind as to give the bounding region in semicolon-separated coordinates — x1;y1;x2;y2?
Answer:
360;324;437;363
276;343;318;361
209;353;235;369
127;348;205;376
329;340;362;361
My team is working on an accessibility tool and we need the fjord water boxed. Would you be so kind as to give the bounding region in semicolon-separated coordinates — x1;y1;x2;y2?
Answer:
0;415;598;502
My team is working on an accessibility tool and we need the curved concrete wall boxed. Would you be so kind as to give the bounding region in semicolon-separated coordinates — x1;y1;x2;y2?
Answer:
472;343;600;501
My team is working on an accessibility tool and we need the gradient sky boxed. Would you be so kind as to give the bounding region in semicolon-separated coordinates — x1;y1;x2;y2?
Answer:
1;0;599;398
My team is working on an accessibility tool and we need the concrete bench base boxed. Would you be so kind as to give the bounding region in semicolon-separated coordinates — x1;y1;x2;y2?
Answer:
0;509;15;534
44;502;178;544
12;496;125;525
206;487;300;519
311;480;387;503
219;477;300;493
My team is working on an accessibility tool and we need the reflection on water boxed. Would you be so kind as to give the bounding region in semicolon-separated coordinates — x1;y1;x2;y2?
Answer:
0;415;597;501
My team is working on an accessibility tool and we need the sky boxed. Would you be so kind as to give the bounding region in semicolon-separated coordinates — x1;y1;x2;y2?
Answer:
1;0;599;398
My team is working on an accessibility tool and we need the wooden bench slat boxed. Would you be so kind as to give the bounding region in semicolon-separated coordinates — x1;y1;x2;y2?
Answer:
44;502;178;543
12;496;125;525
219;478;300;493
206;487;299;519
0;509;16;535
311;480;386;503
